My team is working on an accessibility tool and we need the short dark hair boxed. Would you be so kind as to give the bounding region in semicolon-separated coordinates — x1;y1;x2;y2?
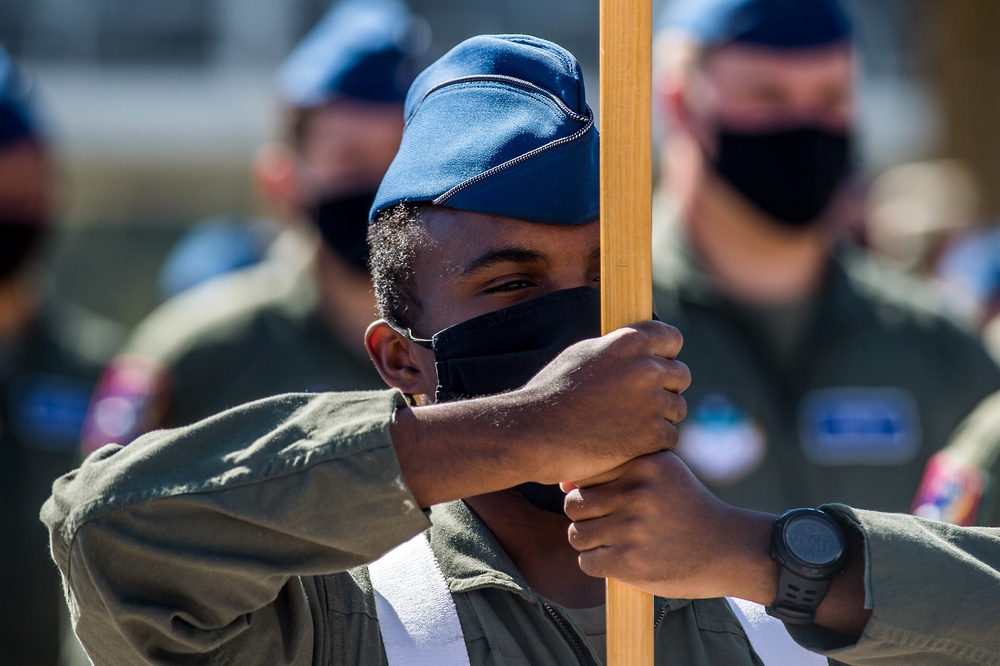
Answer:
368;202;430;329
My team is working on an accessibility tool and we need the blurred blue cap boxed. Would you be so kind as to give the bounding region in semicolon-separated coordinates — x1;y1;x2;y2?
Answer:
158;216;274;300
370;34;599;226
657;0;852;49
0;44;41;146
277;0;429;107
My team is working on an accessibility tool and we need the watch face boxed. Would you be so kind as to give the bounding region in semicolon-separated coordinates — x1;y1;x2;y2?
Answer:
784;514;844;566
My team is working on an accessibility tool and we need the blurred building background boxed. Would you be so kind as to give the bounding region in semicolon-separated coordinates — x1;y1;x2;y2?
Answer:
0;0;986;329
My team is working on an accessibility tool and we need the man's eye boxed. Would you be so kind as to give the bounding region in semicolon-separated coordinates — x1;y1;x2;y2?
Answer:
483;280;535;294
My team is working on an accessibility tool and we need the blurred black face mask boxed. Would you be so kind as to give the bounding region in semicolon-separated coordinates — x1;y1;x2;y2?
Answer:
0;221;46;280
310;191;377;273
394;286;602;514
711;125;852;228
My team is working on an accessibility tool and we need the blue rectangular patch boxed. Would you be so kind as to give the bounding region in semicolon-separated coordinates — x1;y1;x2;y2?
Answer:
799;387;921;466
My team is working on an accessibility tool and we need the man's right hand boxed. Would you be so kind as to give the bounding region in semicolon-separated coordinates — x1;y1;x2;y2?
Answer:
391;320;690;507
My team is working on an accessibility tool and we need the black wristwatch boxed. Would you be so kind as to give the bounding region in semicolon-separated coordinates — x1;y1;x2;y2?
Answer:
765;508;849;625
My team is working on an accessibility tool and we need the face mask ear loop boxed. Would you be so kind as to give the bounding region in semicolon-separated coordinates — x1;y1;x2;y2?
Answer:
383;317;435;350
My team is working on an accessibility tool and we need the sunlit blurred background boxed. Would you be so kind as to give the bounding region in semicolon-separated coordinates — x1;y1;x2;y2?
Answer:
0;0;993;328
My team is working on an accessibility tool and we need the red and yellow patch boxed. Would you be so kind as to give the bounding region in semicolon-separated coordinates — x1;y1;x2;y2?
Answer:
80;355;171;455
911;452;984;526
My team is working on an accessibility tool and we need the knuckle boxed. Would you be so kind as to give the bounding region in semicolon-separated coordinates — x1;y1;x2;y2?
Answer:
667;393;688;423
579;551;608;579
671;360;692;392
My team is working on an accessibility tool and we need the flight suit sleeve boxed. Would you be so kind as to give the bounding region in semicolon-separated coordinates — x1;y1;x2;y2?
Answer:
42;389;431;666
921;389;1000;526
786;504;1000;665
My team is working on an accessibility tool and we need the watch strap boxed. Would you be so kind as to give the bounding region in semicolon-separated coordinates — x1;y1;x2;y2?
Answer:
765;567;833;624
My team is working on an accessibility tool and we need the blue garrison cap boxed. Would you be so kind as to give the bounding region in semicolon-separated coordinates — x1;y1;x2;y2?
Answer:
657;0;852;49
370;34;599;226
0;45;40;146
277;0;429;107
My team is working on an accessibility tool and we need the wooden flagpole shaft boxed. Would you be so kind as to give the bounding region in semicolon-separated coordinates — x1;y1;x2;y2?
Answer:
600;0;654;664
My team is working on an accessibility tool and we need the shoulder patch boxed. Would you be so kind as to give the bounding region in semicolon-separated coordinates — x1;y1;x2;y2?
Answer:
799;387;920;466
676;391;766;485
912;452;984;526
80;356;171;454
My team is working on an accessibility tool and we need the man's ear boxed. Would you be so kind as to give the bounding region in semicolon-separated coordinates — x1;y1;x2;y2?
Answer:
365;320;436;396
661;78;694;132
252;141;302;214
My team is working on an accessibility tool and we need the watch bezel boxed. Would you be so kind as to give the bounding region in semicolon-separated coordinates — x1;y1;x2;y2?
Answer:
772;508;848;579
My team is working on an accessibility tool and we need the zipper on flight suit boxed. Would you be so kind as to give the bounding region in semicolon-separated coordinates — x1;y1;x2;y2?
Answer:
654;605;669;630
543;603;600;666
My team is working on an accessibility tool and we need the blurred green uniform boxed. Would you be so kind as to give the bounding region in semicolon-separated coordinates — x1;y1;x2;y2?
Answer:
80;253;385;454
43;390;1000;665
652;213;1000;515
1;301;121;665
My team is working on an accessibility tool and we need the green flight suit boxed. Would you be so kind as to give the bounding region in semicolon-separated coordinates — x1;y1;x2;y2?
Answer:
42;390;1000;665
80;255;385;453
1;301;121;666
652;215;1000;515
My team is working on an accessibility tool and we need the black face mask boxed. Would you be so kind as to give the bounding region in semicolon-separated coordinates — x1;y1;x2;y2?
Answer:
310;191;378;273
395;286;602;514
0;221;46;280
711;125;852;228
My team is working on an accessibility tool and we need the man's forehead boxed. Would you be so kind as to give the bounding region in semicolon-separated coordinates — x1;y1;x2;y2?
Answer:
415;208;599;266
703;42;853;81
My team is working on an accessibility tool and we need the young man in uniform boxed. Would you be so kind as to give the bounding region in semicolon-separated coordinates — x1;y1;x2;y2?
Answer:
651;0;1000;514
79;0;426;453
45;34;1000;666
0;45;123;665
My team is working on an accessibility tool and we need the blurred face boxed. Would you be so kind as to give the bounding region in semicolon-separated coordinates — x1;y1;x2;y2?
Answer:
296;99;404;200
677;43;855;227
686;43;853;146
0;139;53;222
291;100;404;273
0;140;53;280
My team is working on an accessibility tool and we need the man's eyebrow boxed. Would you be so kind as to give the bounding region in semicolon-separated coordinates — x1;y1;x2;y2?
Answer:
587;245;601;264
460;248;548;276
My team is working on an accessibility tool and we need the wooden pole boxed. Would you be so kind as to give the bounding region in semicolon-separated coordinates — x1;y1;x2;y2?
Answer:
600;0;654;664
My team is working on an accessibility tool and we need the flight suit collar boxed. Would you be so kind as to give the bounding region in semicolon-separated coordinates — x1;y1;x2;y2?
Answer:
651;196;867;330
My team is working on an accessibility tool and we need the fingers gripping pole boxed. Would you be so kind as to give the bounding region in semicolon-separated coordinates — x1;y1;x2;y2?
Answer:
600;0;654;664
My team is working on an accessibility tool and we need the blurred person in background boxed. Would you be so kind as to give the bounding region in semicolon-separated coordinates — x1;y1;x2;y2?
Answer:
866;159;981;326
651;0;1000;516
938;226;1000;350
0;44;123;665
80;0;428;453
